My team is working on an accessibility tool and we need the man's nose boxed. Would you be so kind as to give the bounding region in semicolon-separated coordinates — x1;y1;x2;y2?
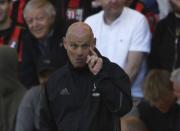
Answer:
76;47;83;56
31;19;38;28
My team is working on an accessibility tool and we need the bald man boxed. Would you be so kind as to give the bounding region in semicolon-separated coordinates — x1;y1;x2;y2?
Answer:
40;22;132;131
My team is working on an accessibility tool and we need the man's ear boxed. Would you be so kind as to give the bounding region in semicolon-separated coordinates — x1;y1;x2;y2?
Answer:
63;37;67;49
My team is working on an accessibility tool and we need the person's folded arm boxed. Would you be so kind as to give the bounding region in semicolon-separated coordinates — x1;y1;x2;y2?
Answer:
124;51;146;82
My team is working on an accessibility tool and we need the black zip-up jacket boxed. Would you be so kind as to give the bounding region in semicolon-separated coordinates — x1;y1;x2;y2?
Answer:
40;57;132;131
149;12;180;71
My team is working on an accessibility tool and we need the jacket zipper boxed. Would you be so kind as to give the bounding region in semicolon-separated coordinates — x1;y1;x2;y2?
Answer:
172;30;180;70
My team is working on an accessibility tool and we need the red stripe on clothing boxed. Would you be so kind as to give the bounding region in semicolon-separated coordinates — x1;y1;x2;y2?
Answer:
68;0;80;8
135;3;144;13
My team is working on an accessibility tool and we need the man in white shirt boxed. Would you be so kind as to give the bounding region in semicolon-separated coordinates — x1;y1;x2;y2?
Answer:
85;0;151;104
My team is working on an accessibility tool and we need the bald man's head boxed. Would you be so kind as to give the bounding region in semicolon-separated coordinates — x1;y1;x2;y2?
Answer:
66;22;94;40
63;22;96;68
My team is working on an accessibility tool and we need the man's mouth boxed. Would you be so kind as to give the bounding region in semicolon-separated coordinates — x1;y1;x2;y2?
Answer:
75;58;85;63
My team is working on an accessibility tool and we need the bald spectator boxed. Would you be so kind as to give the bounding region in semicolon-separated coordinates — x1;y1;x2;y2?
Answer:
40;22;132;131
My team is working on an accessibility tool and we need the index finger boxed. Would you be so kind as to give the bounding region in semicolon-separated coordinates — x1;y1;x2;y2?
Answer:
90;48;97;56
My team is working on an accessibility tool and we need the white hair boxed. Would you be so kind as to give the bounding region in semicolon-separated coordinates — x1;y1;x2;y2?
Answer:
23;0;56;20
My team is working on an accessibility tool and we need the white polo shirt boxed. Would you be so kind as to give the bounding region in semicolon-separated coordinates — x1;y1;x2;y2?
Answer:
85;7;151;98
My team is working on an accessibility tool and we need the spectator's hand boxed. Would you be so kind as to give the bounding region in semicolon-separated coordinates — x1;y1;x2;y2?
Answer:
86;48;103;75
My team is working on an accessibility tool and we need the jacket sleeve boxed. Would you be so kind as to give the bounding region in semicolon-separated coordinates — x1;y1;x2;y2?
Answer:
19;31;39;88
15;90;34;131
39;87;57;131
148;19;165;70
95;57;132;116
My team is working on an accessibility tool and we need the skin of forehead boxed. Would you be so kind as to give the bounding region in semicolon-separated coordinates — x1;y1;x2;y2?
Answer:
66;22;94;40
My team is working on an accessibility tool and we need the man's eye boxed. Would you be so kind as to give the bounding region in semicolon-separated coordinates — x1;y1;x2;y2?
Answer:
82;44;90;49
26;19;33;24
36;16;45;21
70;44;78;48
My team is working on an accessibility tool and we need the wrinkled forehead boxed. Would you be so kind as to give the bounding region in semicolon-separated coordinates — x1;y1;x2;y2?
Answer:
67;33;94;46
68;29;92;39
